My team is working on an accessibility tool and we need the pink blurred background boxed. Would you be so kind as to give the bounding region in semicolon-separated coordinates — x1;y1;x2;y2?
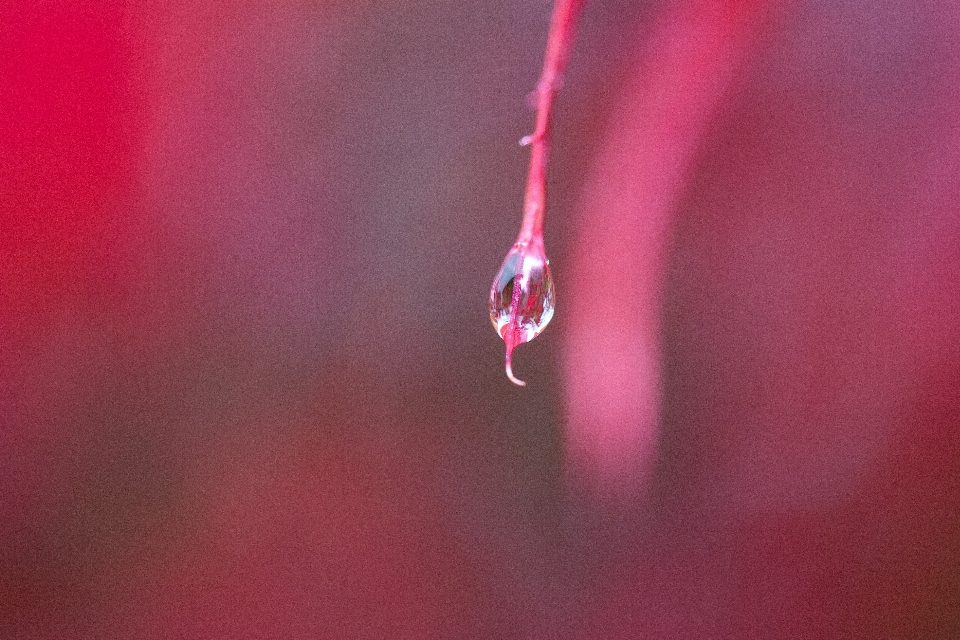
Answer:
3;0;960;637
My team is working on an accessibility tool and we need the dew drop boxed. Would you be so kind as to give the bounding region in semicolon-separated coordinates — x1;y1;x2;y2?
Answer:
489;241;555;386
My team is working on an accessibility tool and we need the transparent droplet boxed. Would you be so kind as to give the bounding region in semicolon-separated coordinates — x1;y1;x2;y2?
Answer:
489;241;555;386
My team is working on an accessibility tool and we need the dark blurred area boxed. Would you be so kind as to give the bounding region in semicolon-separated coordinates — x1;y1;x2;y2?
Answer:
2;0;960;637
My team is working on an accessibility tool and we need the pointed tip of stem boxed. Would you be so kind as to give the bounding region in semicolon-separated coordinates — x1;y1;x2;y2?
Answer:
505;355;527;387
504;328;527;387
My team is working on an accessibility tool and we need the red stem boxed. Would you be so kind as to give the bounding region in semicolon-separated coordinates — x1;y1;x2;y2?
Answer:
517;0;587;244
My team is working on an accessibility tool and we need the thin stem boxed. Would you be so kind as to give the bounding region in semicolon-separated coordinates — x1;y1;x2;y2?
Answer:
517;0;587;244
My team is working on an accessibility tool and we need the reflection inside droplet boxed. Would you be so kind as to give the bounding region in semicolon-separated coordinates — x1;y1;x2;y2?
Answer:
489;241;555;385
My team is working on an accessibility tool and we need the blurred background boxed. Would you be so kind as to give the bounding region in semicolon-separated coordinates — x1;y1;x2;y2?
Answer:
2;0;960;637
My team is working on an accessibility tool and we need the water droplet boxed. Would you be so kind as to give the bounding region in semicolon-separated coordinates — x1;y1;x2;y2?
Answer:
489;241;555;386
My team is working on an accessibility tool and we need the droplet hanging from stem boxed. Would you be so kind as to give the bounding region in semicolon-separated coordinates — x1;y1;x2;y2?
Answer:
489;0;585;385
490;240;556;386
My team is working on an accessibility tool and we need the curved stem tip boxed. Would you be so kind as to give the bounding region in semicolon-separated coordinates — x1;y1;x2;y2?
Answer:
504;328;527;386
